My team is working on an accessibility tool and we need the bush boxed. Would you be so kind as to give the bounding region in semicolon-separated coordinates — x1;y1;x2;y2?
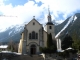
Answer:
58;52;64;56
57;50;70;58
40;33;57;54
40;46;57;54
71;49;78;54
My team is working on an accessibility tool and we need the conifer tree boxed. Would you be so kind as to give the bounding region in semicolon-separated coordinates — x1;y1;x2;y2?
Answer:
72;32;80;51
40;33;57;53
47;33;53;48
62;34;73;50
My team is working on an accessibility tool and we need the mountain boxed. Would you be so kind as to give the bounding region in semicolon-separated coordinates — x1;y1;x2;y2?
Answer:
55;13;80;40
0;13;80;44
0;23;25;44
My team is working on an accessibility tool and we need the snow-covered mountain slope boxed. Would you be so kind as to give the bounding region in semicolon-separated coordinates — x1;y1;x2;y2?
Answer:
0;22;26;43
8;24;25;36
55;15;77;38
55;13;80;40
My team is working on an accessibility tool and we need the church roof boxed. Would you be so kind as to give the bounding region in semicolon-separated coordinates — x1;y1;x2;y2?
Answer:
26;16;42;26
46;22;54;25
0;45;8;48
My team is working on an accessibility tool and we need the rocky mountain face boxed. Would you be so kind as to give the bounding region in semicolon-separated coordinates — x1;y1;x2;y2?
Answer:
55;13;80;40
0;13;80;44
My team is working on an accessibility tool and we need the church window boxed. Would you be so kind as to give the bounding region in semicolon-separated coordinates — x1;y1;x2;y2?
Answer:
49;26;52;29
33;22;35;25
35;33;38;39
32;31;35;39
29;31;38;39
29;33;31;39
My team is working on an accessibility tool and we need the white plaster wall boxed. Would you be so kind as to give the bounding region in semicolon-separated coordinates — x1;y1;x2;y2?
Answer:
45;25;55;40
25;19;43;53
18;33;24;53
57;39;62;51
18;39;22;53
43;31;47;47
26;20;42;45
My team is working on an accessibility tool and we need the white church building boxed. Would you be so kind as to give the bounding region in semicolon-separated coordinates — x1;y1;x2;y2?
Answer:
18;9;61;55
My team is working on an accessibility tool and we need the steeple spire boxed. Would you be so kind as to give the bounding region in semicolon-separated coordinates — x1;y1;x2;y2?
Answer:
48;5;50;16
48;5;52;22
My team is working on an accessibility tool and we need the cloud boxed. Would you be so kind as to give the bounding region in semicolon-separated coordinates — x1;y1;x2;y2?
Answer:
34;0;80;23
35;0;80;19
56;20;64;24
0;0;80;31
0;0;4;5
0;0;44;30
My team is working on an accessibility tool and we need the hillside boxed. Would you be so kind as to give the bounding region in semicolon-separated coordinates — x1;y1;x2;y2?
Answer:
55;13;80;40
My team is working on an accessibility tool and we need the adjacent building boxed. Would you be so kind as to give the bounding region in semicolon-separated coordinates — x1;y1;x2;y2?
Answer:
0;45;8;51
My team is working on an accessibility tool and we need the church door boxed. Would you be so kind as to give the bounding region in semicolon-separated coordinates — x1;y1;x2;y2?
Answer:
30;45;36;55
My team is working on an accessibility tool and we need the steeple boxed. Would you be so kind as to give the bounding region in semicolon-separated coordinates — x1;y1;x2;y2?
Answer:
45;6;55;39
47;6;52;22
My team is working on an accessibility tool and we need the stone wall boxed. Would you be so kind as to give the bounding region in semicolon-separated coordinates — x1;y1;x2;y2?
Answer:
41;53;77;60
0;53;77;60
0;53;44;60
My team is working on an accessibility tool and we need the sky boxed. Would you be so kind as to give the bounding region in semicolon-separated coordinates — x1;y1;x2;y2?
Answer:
0;0;80;31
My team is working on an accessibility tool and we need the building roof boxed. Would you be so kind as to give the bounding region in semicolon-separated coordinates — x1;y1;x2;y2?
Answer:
26;16;42;26
46;22;54;25
0;45;8;48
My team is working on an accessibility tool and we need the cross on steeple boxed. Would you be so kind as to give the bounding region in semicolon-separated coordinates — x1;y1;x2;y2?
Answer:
33;16;35;19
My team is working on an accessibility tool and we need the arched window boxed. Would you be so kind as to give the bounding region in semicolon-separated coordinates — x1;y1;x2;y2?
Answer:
29;33;31;39
33;22;35;25
32;31;35;39
29;31;38;39
49;26;52;29
36;33;38;39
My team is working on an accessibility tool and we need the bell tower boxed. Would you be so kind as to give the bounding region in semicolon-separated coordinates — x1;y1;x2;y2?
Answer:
45;7;55;39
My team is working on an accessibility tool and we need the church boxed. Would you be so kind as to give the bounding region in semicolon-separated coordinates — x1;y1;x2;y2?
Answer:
18;9;56;55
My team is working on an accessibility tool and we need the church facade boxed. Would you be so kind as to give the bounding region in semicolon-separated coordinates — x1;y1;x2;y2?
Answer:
18;10;55;55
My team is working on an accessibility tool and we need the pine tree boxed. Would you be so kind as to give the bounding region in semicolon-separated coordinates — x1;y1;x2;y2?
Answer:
40;33;57;53
62;34;73;50
72;32;80;52
47;33;53;48
47;33;57;53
